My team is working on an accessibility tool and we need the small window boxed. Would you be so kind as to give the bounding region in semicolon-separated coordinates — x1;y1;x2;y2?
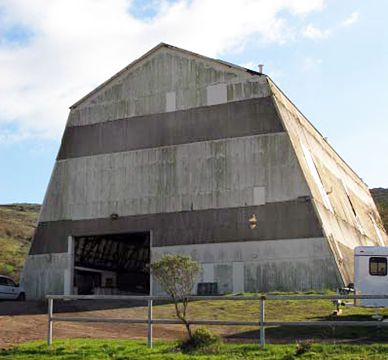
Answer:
5;279;16;287
0;277;15;286
369;257;387;276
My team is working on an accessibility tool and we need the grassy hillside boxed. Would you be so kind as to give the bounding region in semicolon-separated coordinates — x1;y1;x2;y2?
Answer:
370;188;388;205
371;188;388;233
0;204;40;281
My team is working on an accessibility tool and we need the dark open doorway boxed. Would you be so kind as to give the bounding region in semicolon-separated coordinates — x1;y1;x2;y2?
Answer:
73;232;150;295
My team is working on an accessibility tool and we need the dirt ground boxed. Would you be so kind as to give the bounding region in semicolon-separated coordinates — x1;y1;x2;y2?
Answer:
0;300;188;349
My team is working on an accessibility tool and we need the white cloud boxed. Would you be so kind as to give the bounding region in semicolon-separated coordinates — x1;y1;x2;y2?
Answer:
342;12;359;27
301;24;331;39
304;57;322;70
0;0;327;142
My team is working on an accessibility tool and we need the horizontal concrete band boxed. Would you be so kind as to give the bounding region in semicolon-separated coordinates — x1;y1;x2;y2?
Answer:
30;199;322;254
57;97;284;160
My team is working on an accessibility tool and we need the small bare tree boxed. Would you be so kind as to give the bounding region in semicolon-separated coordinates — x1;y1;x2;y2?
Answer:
150;254;201;339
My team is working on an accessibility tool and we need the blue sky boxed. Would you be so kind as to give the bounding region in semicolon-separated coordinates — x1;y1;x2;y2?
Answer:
0;0;387;204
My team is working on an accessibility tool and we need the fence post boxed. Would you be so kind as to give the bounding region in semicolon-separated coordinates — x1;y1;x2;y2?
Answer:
147;298;153;348
260;295;265;349
47;298;53;346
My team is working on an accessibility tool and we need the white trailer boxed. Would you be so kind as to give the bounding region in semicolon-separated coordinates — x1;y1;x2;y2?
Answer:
354;246;388;307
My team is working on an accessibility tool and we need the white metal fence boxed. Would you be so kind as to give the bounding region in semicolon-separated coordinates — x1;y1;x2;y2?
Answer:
46;294;388;348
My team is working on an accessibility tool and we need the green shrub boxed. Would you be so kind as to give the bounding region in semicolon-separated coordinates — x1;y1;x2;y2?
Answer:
178;328;223;353
295;341;312;356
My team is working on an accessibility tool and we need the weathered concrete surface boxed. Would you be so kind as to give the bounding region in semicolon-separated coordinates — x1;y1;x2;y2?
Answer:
68;44;269;127
41;133;310;222
30;200;322;254
58;97;283;160
152;237;341;294
22;253;69;300
316;201;380;284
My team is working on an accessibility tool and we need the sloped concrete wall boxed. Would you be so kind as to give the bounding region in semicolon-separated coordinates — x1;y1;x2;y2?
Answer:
268;78;388;285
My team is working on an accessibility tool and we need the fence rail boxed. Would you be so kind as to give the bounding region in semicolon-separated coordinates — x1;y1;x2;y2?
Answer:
46;294;388;348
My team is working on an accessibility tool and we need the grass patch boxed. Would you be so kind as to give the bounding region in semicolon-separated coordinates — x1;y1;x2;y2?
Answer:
2;339;388;359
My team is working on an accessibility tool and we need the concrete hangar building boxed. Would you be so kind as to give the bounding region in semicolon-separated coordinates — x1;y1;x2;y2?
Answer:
23;43;388;300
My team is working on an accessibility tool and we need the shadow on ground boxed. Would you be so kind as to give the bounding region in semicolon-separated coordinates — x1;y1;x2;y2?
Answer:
0;299;149;316
226;314;388;344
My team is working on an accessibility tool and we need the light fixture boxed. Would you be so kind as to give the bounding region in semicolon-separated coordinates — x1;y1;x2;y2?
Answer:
248;214;258;229
110;213;119;220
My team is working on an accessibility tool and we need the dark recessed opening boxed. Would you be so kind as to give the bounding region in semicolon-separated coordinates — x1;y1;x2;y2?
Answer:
73;231;150;295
